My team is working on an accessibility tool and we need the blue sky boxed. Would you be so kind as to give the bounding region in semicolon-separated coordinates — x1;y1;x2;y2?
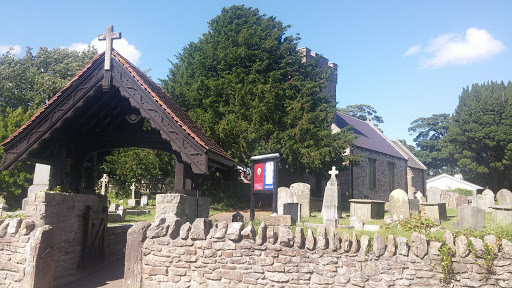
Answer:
1;0;510;145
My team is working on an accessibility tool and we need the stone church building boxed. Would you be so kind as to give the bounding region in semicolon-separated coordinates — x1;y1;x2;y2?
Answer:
332;113;427;201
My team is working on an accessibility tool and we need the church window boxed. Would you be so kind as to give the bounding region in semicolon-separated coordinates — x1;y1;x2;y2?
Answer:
368;159;376;189
388;162;395;192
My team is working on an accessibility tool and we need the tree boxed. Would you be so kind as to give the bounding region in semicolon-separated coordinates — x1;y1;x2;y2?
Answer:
100;148;175;196
408;113;452;176
338;104;384;127
0;46;97;209
444;81;512;190
162;5;354;176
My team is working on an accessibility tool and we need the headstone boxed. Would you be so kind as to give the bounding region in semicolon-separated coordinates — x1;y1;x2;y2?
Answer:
100;174;109;195
454;205;485;231
415;191;423;202
141;195;148;206
349;199;385;220
426;187;442;203
350;216;363;230
322;166;339;228
290;182;311;218
109;203;119;213
497;189;512;207
409;199;420;216
127;199;139;207
455;195;468;209
28;163;51;196
131;182;136;200
118;206;127;221
481;189;494;212
283;203;301;224
389;189;410;220
277;187;296;215
490;206;512;225
232;212;244;223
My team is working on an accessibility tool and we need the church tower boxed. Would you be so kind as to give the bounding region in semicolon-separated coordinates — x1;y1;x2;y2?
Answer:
298;47;338;108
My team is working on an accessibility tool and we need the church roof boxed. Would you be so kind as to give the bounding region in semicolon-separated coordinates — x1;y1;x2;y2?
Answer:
334;112;406;160
392;140;427;170
1;50;234;172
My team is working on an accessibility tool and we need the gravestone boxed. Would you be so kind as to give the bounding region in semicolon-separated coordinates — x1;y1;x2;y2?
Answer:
455;195;468;209
497;189;512;207
128;182;139;206
141;195;148;206
426;187;442;203
389;189;410;220
232;212;244;223
100;174;109;195
109;203;119;213
480;189;495;212
415;191;423;202
283;203;301;224
277;187;296;215
118;206;127;221
350;216;364;230
23;163;52;210
322;166;339;228
290;182;311;218
454;205;485;231
409;199;420;215
420;202;447;222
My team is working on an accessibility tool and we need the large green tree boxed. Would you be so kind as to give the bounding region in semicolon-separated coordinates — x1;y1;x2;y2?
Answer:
338;104;384;127
408;113;452;176
162;5;354;175
0;46;98;208
444;81;512;190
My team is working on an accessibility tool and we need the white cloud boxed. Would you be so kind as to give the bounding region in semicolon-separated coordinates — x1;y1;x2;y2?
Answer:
0;45;22;56
63;38;141;65
404;45;421;57
406;28;505;69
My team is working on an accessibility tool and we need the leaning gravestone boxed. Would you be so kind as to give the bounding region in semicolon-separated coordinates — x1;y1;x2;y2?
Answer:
426;187;442;203
290;182;311;218
109;203;119;213
454;205;485;231
480;189;495;212
389;189;410;220
322;166;339;229
454;195;468;209
277;187;296;215
497;189;512;207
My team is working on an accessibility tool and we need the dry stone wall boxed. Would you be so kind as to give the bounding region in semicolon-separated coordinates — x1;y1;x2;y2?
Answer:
126;216;512;288
0;218;53;288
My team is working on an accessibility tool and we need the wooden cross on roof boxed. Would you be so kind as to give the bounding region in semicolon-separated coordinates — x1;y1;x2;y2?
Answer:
98;25;121;71
98;25;121;90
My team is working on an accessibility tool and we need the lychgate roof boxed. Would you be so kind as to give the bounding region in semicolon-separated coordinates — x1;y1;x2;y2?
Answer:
1;50;234;174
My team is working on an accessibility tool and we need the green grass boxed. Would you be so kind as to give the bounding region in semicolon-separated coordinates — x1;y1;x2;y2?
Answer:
109;206;156;226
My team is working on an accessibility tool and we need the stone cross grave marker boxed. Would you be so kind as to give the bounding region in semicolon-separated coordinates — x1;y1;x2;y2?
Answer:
481;189;495;212
322;166;339;229
389;189;411;220
426;187;442;203
497;189;512;207
389;189;410;220
100;174;109;195
128;183;138;206
290;182;311;218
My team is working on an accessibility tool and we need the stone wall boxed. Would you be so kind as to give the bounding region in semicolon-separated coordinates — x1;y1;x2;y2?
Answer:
156;194;210;224
126;216;512;288
23;191;107;287
105;224;133;262
341;147;408;201
0;218;53;288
